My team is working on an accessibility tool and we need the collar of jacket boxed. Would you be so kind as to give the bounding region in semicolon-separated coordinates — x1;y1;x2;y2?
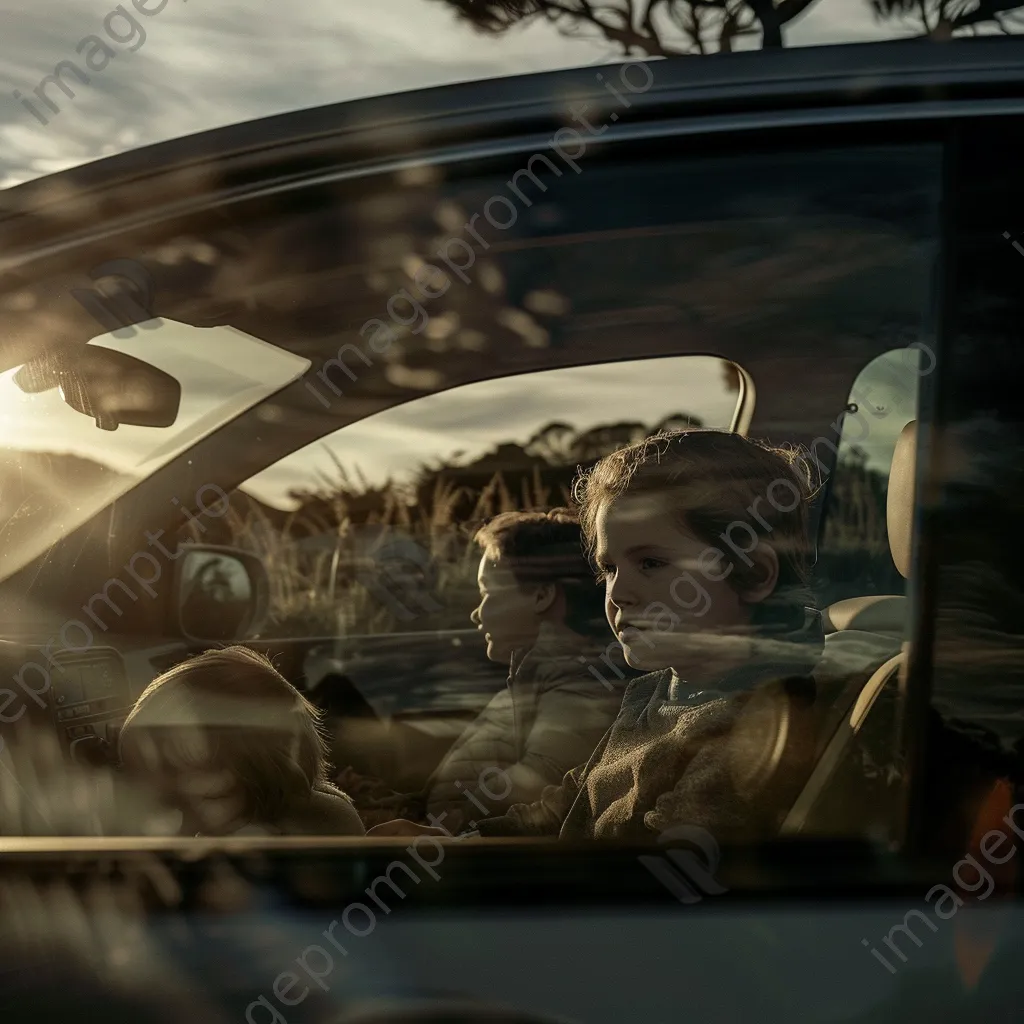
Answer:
507;621;616;689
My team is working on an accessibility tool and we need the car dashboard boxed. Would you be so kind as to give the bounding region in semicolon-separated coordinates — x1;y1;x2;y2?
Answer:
0;639;162;767
46;648;132;760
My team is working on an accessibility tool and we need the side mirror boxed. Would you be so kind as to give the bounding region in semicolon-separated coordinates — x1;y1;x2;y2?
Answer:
172;545;269;643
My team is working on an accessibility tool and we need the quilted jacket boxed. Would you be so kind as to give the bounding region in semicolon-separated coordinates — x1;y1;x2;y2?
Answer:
425;623;628;833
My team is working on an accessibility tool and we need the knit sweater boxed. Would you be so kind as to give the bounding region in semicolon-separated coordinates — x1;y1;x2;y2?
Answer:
476;614;824;842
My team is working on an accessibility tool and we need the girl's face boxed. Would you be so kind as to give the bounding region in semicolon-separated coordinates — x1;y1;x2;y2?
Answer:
169;764;248;836
594;494;776;675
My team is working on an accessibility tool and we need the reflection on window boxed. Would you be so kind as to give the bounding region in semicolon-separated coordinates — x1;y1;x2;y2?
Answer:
816;348;924;607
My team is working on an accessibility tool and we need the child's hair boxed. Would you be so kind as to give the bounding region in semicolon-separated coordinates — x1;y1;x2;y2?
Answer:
119;645;330;827
474;508;607;638
573;430;814;629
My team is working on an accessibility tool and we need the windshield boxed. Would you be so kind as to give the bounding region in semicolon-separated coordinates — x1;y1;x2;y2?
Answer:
0;321;310;581
2;0;1019;189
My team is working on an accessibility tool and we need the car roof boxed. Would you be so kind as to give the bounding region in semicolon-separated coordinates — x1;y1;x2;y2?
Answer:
3;37;1024;227
0;0;1021;190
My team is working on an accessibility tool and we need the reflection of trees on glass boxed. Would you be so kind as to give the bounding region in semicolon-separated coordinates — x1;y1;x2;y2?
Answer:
219;410;895;636
434;0;1024;54
870;0;1024;37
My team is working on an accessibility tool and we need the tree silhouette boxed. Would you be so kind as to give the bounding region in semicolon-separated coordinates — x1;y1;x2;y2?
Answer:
434;0;827;53
524;421;578;463
434;0;1024;53
869;0;1024;37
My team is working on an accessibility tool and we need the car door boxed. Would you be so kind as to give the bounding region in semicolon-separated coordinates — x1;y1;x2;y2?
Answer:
1;37;1024;1024
0;69;938;807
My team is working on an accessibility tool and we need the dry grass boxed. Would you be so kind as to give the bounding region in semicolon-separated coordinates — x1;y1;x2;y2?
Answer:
212;445;894;637
220;466;567;638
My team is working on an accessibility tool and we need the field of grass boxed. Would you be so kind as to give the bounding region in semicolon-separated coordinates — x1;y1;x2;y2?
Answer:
214;425;898;639
224;468;564;638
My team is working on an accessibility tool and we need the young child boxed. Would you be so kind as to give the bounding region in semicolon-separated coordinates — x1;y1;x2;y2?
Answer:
424;509;628;832
372;430;823;842
118;646;365;837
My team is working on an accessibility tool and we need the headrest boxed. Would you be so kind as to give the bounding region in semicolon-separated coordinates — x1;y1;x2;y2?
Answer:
887;421;917;579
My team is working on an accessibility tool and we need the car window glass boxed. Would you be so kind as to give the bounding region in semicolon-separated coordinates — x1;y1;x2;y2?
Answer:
0;324;309;581
0;140;941;848
816;348;925;609
237;354;742;639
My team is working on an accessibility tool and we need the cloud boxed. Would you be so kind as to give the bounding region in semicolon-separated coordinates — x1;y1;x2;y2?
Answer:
0;0;934;190
242;355;739;508
0;0;614;187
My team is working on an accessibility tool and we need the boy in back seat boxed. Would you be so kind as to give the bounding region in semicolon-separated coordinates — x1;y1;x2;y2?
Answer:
118;646;364;837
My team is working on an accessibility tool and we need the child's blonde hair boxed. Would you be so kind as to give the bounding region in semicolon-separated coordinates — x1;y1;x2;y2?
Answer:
119;645;330;826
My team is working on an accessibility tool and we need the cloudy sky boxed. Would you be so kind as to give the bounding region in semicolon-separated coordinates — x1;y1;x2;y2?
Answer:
243;353;741;506
0;311;915;515
0;0;944;189
0;321;738;508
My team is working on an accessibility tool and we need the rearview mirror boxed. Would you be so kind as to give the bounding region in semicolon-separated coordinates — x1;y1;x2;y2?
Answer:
173;545;269;643
14;342;182;431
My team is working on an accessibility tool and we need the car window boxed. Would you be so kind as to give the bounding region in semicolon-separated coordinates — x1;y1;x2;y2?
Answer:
816;348;925;609
0;135;941;848
0;324;310;582
236;354;742;640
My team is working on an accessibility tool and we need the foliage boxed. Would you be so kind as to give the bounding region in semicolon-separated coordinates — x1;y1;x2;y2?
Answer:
214;417;896;636
434;0;1024;55
869;0;1024;36
435;0;818;53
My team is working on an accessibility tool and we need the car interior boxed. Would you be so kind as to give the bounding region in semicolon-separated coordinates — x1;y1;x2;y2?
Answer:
0;113;944;849
0;342;925;841
5;20;1024;1020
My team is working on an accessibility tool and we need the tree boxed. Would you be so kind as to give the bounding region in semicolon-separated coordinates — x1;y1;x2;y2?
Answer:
869;0;1024;38
434;0;824;54
434;0;1024;54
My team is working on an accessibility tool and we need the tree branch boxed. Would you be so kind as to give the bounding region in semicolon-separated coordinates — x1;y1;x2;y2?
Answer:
548;0;687;54
775;0;821;23
746;0;783;45
949;0;1024;29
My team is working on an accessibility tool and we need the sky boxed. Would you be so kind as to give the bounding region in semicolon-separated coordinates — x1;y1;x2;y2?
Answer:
243;354;741;507
0;0;958;189
0;320;310;479
241;347;920;509
0;327;738;509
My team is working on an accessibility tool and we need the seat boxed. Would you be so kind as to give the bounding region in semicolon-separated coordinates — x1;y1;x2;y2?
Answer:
821;594;905;638
781;420;917;834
